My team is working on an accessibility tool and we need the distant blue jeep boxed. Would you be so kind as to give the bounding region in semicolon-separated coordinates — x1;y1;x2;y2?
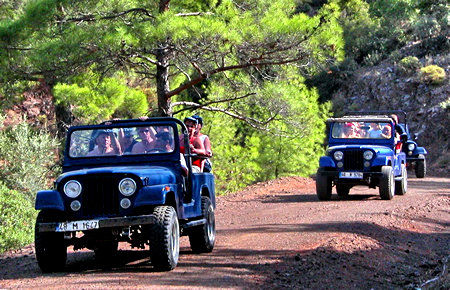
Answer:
398;123;427;178
34;118;216;272
316;116;407;200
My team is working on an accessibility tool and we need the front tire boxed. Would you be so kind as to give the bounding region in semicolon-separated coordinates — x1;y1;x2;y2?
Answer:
395;164;407;195
188;197;216;253
379;166;394;200
415;159;426;178
149;206;180;271
35;211;67;273
316;172;332;201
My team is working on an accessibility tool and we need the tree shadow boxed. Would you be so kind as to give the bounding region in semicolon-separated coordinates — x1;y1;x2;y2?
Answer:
1;220;448;288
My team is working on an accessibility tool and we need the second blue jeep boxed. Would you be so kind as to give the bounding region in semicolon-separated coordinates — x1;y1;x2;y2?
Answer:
316;116;407;200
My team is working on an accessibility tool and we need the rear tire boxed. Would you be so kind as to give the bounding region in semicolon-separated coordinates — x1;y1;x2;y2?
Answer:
379;166;394;200
149;206;179;271
316;172;332;201
188;197;216;253
336;184;350;197
35;211;67;273
395;164;407;195
415;159;426;178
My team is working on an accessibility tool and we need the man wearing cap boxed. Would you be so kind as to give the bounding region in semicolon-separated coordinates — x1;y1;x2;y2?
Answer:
87;130;121;156
118;128;138;153
181;117;207;173
192;115;213;172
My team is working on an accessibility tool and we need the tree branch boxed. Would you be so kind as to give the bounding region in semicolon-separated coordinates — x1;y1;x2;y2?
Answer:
57;8;154;24
170;92;256;114
171;101;291;137
166;57;304;98
175;12;214;17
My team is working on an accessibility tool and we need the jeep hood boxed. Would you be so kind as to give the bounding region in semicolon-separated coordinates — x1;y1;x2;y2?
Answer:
56;166;177;185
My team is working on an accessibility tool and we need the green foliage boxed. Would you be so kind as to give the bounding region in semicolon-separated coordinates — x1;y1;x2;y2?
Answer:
0;115;59;198
0;182;36;253
53;70;148;123
419;65;446;85
180;70;331;193
398;56;421;75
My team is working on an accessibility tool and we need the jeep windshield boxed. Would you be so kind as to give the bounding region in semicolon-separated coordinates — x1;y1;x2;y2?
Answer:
68;125;176;158
331;121;392;139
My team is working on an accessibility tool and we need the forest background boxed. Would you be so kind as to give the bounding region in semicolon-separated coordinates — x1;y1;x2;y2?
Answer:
0;0;448;252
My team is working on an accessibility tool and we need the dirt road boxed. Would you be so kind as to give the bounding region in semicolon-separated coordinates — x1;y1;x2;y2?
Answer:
1;175;449;289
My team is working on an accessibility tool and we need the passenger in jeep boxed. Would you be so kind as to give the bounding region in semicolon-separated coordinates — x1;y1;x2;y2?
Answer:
132;126;156;153
181;117;207;173
381;125;392;139
342;123;359;138
153;131;174;152
87;130;122;156
192;115;213;172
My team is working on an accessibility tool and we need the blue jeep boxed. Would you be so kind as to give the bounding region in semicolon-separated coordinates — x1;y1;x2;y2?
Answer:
398;123;427;178
34;118;216;272
346;110;427;178
316;116;407;200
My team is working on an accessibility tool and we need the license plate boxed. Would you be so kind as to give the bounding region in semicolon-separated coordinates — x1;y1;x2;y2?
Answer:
339;172;363;179
56;220;99;232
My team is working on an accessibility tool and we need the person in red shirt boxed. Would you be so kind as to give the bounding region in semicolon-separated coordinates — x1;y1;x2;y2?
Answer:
192;115;213;172
181;117;207;173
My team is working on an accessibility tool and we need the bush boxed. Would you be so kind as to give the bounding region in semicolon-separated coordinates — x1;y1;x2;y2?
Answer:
398;56;421;75
0;115;60;199
0;182;36;253
419;65;446;85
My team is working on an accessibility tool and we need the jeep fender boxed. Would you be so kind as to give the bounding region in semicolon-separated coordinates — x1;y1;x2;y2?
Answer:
134;184;179;208
372;155;393;167
35;190;65;211
319;156;335;168
413;146;427;156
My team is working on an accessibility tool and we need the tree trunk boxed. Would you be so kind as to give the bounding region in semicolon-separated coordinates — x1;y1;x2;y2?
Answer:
156;44;171;117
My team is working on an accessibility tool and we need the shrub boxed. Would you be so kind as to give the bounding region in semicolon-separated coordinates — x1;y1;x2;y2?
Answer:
419;65;446;85
0;182;36;253
0;115;60;199
398;56;421;75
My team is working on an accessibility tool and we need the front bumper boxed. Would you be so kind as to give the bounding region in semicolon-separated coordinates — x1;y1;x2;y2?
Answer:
37;214;157;233
318;170;383;178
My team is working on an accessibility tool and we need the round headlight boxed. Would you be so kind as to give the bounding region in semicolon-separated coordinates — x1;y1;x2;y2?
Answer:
119;178;136;196
333;151;344;161
407;143;415;151
70;200;81;211
120;198;131;209
363;150;374;160
64;180;82;198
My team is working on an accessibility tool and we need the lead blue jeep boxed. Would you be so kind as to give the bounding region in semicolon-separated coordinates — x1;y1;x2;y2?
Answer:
34;117;216;272
316;116;407;200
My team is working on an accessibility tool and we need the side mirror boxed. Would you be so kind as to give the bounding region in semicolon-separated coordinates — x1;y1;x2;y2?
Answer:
400;133;408;143
413;133;418;140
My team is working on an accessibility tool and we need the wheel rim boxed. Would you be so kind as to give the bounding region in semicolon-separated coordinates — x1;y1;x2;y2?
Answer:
206;206;216;243
170;218;180;262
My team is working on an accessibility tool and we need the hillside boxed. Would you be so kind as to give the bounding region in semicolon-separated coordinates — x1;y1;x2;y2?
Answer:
331;42;449;175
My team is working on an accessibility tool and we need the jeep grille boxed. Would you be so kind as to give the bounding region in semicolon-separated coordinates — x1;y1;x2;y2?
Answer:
343;150;364;170
80;175;120;217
